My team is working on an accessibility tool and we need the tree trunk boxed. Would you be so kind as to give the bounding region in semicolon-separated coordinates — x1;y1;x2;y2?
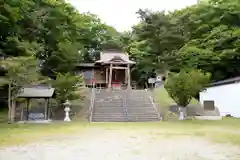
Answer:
21;102;24;121
11;99;16;122
178;106;186;120
8;83;12;123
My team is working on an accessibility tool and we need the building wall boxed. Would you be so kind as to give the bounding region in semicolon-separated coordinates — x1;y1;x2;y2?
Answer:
200;82;240;117
94;69;106;84
76;67;127;86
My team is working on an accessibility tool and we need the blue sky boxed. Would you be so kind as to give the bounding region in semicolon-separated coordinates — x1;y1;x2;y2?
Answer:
69;0;198;31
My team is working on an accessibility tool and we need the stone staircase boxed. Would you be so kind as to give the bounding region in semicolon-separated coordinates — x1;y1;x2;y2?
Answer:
91;89;160;122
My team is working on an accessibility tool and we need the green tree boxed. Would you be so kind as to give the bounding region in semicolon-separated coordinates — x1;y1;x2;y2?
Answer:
1;56;43;122
125;9;187;86
164;69;210;120
51;72;84;105
0;0;121;75
125;0;240;86
173;0;240;81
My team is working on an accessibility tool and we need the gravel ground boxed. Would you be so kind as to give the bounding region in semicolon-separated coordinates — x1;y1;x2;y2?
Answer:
0;128;240;160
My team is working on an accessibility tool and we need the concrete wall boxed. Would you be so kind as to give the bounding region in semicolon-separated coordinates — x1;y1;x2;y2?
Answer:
200;82;240;117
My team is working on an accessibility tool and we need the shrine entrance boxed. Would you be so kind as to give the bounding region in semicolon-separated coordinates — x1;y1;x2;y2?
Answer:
105;63;132;89
110;68;126;89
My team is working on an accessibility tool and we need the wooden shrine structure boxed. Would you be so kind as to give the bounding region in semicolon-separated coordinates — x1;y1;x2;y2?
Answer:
76;50;136;89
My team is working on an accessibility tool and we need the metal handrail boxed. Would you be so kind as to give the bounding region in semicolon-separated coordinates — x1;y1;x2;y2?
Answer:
146;89;161;120
122;90;128;121
89;87;95;122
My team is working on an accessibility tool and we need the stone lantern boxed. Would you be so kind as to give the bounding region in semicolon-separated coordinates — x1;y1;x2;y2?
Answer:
63;100;71;122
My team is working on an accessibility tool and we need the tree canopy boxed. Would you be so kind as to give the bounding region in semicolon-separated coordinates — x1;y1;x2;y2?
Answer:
1;0;240;87
125;0;240;84
0;0;121;75
0;0;122;115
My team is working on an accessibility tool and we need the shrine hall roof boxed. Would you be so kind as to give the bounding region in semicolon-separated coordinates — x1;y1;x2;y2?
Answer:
95;51;135;64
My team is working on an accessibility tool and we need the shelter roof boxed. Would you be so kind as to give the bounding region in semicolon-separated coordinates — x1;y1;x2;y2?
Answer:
17;85;55;98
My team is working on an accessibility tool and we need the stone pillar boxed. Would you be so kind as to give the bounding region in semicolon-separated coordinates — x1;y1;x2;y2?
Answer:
108;64;113;89
127;64;131;89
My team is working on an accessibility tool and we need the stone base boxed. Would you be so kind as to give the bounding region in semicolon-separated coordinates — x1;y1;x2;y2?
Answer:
18;120;52;124
195;116;222;120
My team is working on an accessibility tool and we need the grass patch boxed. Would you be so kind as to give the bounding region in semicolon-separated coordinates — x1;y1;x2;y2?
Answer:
154;87;199;108
0;109;7;123
0;119;240;147
0;122;89;147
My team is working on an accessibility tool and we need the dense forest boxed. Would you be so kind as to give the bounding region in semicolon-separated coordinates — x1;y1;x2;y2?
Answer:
1;0;240;93
0;0;123;114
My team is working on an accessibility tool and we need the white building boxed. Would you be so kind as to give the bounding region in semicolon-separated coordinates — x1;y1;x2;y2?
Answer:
200;77;240;118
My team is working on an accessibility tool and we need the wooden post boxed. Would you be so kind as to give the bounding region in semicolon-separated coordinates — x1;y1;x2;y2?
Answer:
92;68;95;87
125;68;128;85
108;64;113;89
26;98;30;121
21;101;24;121
8;83;11;123
47;99;51;120
127;64;131;89
44;98;48;120
106;68;108;85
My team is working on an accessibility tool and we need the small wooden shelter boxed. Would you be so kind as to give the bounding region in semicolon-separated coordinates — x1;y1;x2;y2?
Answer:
17;85;55;121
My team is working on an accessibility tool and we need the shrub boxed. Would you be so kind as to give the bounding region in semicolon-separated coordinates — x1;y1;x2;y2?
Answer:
164;69;210;120
51;72;84;106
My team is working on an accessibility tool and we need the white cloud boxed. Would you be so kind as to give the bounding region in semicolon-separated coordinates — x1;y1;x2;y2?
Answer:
69;0;198;31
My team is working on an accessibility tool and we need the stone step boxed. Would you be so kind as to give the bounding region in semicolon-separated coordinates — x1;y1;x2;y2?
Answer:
92;120;128;122
93;111;124;114
94;101;123;103
126;112;159;115
126;108;156;110
127;115;159;117
93;112;125;114
126;106;155;108
126;119;160;122
126;108;157;111
93;113;159;117
126;112;158;115
93;116;126;119
92;117;159;120
126;102;152;104
92;114;125;116
93;111;125;113
94;105;123;107
91;89;160;122
94;103;123;105
94;107;124;109
93;111;125;114
94;107;123;109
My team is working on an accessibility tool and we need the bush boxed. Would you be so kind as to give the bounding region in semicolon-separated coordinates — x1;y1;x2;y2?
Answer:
164;69;210;108
51;72;84;105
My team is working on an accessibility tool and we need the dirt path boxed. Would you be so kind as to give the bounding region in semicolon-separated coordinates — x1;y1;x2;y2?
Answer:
0;128;239;160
